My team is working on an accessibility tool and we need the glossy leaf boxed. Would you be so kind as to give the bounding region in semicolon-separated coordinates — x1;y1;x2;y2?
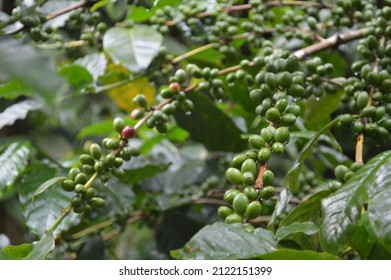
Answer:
18;164;76;236
321;151;391;254
260;249;339;260
284;118;340;192
59;64;93;89
0;100;42;130
304;90;344;130
0;37;65;103
0;141;31;200
280;190;330;227
32;176;67;201
74;53;107;81
24;231;55;260
0;79;32;100
268;188;292;230
1;243;31;259
175;91;247;152
103;25;163;73
171;222;276;260
276;222;319;242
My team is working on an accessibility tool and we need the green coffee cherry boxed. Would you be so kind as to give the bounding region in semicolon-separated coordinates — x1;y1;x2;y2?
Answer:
133;94;148;107
246;149;258;161
245;201;262;220
262;170;274;185
249;135;265;149
258;147;271;163
62;179;76;192
226;167;243;185
83;188;96;201
274;127;290;143
105;154;116;167
272;142;285;155
121;147;132;161
334;165;349;181
105;138;119;150
241;158;256;175
89;143;102;160
225;213;243;224
218;206;233;219
113;118;126;133
69;168;81;180
278;71;293;88
265;72;277;89
242;171;255;186
281;113;297;126
80;154;94;165
260;126;275;143
75;173;88;185
260;186;275;199
231;154;247;168
224;188;240;204
265;107;281;122
112;167;125;178
89;197;106;208
233;193;249;215
71;195;83;207
275;98;288;113
243;186;258;200
83;164;95;174
356;91;369;109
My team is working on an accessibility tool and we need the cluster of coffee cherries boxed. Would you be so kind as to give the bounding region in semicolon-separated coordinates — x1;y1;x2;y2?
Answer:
328;162;364;192
61;117;139;217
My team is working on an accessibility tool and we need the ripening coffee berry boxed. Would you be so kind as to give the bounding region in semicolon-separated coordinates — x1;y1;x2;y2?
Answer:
121;126;135;139
266;107;281;122
113;118;126;133
169;82;181;92
334;165;349;181
75;172;88;185
133;94;148;107
242;171;255;185
224;188;240;203
130;109;144;120
241;158;256;175
258;147;271;163
89;143;102;160
231;154;247;168
89;197;106;208
225;213;243;224
245;201;262;220
233;193;249;215
260;185;275;199
218;206;233;219
262;170;274;186
226;167;243;185
243;186;258;200
62;179;76;192
249;135;266;149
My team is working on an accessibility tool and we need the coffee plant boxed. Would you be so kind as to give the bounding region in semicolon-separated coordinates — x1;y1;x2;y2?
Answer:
1;0;391;260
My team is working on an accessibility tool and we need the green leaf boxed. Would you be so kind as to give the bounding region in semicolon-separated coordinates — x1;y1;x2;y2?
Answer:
74;52;107;81
225;81;256;113
18;164;76;236
0;141;31;200
24;231;55;260
59;64;93;89
1;243;32;259
0;79;32;100
0;100;42;130
276;222;319;242
304;90;344;130
103;25;163;73
280;190;330;227
320;151;391;254
268;188;292;230
260;249;339;260
171;222;276;260
0;37;65;103
32;176;67;201
284;117;340;192
174;91;247;152
121;162;171;185
350;224;374;259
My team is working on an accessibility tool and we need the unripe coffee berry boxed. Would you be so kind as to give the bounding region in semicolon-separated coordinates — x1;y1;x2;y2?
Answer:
113;118;126;133
260;185;275;199
245;201;262;220
89;197;106;209
232;193;249;215
226;167;242;185
218;206;233;219
121;126;135;139
224;188;240;203
225;213;243;224
89;143;102;160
